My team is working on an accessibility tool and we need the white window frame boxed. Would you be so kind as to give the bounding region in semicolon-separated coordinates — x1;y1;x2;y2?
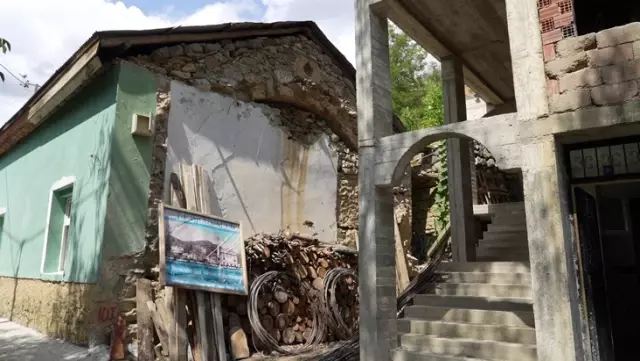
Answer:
40;176;75;275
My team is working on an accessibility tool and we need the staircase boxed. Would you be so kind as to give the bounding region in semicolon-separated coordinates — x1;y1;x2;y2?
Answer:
394;202;536;361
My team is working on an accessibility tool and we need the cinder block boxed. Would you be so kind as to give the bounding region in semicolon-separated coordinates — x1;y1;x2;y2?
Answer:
558;68;603;92
634;41;640;59
597;23;640;48
624;58;640;81
556;33;596;58
545;52;588;78
591;81;639;105
601;63;626;84
549;89;592;113
588;43;634;67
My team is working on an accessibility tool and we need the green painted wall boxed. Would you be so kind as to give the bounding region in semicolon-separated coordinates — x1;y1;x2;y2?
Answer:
0;69;118;283
102;62;156;260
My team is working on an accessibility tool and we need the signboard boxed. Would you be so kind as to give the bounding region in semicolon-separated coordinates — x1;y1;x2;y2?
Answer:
158;203;248;295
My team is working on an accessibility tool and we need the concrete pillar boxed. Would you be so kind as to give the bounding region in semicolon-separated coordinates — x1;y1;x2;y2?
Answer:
442;56;476;262
355;1;397;361
505;0;549;118
522;136;579;361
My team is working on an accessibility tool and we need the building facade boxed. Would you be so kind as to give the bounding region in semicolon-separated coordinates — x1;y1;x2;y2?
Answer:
356;1;640;361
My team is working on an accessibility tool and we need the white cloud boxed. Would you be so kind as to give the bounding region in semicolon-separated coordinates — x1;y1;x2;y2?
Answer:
0;0;356;125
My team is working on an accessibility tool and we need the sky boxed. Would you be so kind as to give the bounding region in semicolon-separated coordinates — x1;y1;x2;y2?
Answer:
0;0;357;125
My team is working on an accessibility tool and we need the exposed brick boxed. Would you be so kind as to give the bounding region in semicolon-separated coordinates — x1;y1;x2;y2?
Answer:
558;68;603;92
556;33;597;57
601;64;626;84
591;81;639;105
588;43;634;67
549;89;592;113
555;12;573;28
548;79;560;95
539;5;560;20
597;23;640;48
624;59;640;81
542;29;563;45
545;52;589;78
543;44;557;62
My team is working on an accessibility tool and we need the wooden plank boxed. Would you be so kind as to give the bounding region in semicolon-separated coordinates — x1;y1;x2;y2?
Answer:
394;214;410;294
211;293;228;361
169;290;189;361
137;279;155;361
148;300;170;356
228;313;250;360
185;292;202;361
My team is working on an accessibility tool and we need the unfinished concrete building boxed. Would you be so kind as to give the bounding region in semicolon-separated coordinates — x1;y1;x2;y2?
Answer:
356;1;640;361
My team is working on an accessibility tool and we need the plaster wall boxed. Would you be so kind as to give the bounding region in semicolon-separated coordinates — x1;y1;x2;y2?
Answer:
166;81;339;242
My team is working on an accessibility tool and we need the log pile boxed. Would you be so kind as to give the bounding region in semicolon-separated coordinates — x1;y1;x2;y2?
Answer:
223;231;359;350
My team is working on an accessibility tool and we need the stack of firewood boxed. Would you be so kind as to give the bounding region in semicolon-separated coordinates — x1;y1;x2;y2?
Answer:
223;231;359;349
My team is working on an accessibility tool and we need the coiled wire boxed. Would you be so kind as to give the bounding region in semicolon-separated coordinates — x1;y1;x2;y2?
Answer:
321;268;359;340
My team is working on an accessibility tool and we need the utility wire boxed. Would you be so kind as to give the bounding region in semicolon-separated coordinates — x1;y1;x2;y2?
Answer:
0;63;39;89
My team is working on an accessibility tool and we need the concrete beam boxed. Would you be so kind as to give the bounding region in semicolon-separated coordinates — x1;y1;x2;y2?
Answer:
521;136;578;361
355;1;397;360
505;0;549;118
442;56;476;262
374;112;520;186
382;0;505;105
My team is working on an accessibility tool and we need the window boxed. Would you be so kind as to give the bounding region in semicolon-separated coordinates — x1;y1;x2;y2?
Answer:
41;177;75;274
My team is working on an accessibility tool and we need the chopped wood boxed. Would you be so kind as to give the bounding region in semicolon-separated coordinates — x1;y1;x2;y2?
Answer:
282;300;296;316
316;267;327;278
274;287;289;303
312;277;324;291
275;314;289;331
282;328;296;345
267;301;280;317
229;313;250;360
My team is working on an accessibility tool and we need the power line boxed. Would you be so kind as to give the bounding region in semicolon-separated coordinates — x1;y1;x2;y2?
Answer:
0;63;39;89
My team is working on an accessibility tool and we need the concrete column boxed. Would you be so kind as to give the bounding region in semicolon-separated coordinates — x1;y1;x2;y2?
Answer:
522;136;579;361
442;56;476;262
355;1;397;361
505;0;549;118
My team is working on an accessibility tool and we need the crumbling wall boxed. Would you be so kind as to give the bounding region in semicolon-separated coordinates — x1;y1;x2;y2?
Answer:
544;22;640;113
332;138;359;248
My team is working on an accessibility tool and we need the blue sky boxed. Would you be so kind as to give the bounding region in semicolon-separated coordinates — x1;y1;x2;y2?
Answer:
0;0;356;124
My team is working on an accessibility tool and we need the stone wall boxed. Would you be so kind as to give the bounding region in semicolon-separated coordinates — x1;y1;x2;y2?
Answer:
545;22;640;113
333;137;359;248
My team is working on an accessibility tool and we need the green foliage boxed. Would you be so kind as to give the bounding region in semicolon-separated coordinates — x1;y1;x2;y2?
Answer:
389;26;449;240
0;38;10;82
389;26;444;131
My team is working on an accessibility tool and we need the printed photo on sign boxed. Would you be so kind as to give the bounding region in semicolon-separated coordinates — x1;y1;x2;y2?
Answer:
159;204;248;295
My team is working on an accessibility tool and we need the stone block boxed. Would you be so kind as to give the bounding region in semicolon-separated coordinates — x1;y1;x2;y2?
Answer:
549;89;592;113
588;43;634;67
545;52;589;78
591;81;639;105
558;68;603;92
624;58;640;81
543;44;556;62
556;33;597;58
597;23;640;48
338;176;359;228
634;41;640;59
601;63;626;84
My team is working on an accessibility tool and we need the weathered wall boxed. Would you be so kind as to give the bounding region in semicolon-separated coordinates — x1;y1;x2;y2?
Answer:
545;22;640;113
0;69;117;283
166;81;339;242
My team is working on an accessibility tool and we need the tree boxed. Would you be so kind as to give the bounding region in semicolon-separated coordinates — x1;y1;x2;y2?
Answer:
0;38;10;82
389;26;443;131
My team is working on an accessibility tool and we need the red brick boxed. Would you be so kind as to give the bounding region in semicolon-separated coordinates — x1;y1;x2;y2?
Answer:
548;79;560;95
543;44;557;62
542;29;564;45
554;12;574;28
539;5;560;20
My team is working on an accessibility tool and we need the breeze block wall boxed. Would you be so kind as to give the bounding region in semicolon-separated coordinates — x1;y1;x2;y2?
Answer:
544;22;640;113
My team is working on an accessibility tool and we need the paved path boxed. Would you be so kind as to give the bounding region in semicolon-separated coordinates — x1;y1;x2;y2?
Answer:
0;318;109;361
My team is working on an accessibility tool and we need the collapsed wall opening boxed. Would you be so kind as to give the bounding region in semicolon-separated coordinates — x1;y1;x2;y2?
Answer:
574;0;640;35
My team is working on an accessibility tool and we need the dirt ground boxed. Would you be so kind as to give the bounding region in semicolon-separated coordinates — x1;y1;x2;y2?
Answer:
0;318;109;361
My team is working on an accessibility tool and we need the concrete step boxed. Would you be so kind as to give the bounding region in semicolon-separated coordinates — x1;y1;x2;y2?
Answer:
424;283;532;298
491;215;527;225
394;348;493;361
394;348;490;361
404;306;535;328
438;262;530;274
398;319;537;345
413;294;533;312
476;254;531;262
437;272;531;285
399;334;537;361
482;231;528;241
479;238;528;248
488;224;527;233
476;246;529;261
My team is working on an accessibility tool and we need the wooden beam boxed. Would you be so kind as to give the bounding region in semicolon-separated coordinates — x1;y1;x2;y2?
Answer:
382;0;505;105
137;279;155;361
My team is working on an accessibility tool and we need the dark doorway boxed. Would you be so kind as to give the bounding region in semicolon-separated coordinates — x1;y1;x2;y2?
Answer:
574;0;640;35
575;182;640;361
